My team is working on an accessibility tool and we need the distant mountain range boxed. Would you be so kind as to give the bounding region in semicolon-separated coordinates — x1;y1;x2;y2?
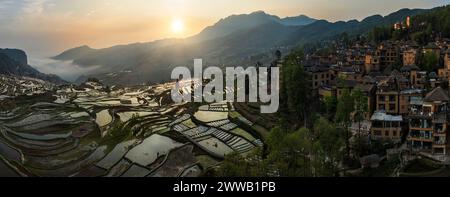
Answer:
54;8;428;86
0;49;66;84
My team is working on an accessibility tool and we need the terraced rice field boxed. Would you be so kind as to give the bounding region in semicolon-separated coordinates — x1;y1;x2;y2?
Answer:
171;102;259;158
194;111;228;123
149;145;198;177
0;102;102;176
117;111;157;122
0;81;266;177
95;110;112;127
125;134;183;166
198;137;234;157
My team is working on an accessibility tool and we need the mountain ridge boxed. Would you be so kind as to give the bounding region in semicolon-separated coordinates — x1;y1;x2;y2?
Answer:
54;8;429;85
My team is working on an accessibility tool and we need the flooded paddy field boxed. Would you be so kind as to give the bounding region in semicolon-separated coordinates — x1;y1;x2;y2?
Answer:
0;81;265;177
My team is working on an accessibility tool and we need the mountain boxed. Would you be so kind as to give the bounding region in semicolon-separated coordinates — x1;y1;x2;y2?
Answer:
0;49;66;84
280;15;317;26
0;49;28;65
55;8;429;86
189;11;316;43
53;45;96;61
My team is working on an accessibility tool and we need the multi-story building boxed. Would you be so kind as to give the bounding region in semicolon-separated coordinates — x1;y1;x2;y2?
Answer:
375;76;400;114
364;53;380;74
375;42;400;69
407;87;449;155
376;90;399;114
370;111;403;141
399;89;424;115
443;49;450;85
305;65;332;90
402;48;417;66
410;70;427;89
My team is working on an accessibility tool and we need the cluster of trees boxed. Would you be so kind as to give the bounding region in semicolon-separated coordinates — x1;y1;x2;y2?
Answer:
334;87;368;158
279;50;316;128
369;26;393;44
417;51;440;73
216;117;344;177
410;5;450;43
368;5;450;45
215;85;380;176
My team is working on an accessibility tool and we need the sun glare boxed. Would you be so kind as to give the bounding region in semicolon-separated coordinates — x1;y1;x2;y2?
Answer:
171;19;184;34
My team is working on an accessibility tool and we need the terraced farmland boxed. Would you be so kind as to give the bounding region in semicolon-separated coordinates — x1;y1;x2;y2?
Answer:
0;80;266;177
170;103;262;159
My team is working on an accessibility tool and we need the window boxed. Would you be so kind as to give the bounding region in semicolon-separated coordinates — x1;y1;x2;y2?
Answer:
393;131;397;137
373;121;383;128
315;82;318;87
379;96;385;101
385;130;389;137
389;104;396;111
315;74;318;80
389;95;395;102
379;104;385;110
374;130;382;136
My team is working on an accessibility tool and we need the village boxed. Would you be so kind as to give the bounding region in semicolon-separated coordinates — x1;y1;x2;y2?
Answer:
302;17;450;166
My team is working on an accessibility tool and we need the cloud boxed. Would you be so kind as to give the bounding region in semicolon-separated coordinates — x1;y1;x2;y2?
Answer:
0;0;15;19
0;0;14;9
29;57;102;82
21;0;49;16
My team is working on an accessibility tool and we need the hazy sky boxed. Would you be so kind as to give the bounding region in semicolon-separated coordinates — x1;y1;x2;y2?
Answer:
0;0;449;58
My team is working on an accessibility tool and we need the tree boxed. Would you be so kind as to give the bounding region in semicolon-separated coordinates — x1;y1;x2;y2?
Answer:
281;50;312;127
352;89;368;139
420;51;439;72
216;148;266;177
275;50;282;60
335;88;354;158
369;26;392;43
312;117;344;176
324;96;338;120
265;126;314;176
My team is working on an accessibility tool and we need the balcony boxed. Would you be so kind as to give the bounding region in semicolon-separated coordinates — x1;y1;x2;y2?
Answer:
408;135;433;142
434;140;446;145
409;109;433;117
432;113;447;124
409;120;433;130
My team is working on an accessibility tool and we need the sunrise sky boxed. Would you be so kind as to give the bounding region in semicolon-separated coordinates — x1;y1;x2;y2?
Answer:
0;0;449;58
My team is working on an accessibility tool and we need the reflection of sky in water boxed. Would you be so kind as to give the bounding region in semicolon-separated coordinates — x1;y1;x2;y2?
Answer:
125;134;183;166
29;57;101;82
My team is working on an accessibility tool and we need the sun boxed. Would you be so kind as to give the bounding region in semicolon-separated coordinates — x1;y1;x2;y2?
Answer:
171;19;184;34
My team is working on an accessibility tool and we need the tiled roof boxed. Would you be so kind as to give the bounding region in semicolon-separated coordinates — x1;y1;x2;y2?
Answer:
355;84;374;92
424;87;450;102
337;80;358;88
400;65;420;72
304;65;330;73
